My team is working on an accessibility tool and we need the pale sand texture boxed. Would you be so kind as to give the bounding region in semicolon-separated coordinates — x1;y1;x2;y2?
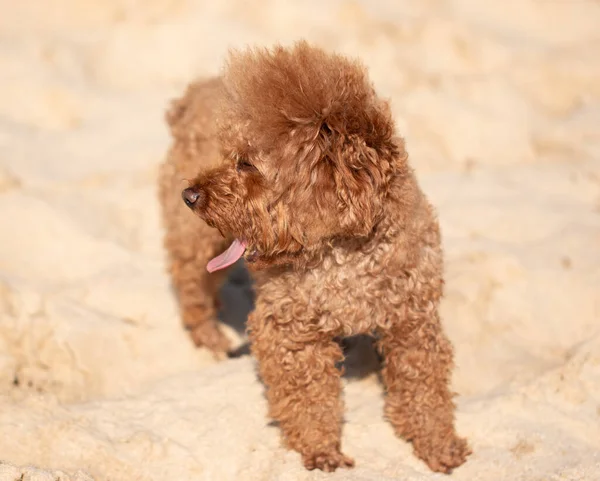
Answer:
0;0;599;480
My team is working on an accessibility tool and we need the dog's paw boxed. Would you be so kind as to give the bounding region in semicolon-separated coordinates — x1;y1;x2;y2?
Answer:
187;320;231;357
302;450;355;472
415;434;471;474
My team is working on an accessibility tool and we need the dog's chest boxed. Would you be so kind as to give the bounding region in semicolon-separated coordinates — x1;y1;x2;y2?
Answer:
257;244;410;336
312;259;408;335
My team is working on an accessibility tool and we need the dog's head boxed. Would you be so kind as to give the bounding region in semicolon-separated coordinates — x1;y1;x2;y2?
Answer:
180;41;405;271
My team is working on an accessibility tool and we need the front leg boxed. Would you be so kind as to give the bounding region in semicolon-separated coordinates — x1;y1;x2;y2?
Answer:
378;272;471;472
248;312;354;472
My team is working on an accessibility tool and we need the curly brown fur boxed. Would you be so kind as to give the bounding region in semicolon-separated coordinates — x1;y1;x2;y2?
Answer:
159;41;471;472
158;78;233;354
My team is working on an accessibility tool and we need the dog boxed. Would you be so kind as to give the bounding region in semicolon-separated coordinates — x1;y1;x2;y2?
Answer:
158;41;470;473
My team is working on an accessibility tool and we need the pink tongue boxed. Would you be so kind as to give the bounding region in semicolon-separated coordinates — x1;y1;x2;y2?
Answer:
206;239;247;273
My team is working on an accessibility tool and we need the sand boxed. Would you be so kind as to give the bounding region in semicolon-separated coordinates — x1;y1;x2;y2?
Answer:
0;0;599;479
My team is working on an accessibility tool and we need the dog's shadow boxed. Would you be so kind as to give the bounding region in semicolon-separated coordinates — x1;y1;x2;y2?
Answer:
221;261;382;379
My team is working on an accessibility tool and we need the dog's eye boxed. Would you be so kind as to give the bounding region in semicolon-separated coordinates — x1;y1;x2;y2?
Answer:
236;158;256;173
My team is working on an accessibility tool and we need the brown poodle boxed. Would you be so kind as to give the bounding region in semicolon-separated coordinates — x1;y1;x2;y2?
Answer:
158;41;471;473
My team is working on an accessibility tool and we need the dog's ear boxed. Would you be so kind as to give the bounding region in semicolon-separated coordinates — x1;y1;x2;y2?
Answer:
318;103;401;237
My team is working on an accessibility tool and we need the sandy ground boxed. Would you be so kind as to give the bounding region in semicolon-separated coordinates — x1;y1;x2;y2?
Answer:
1;0;599;480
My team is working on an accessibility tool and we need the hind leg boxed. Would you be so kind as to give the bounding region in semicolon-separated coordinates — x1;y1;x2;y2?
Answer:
171;243;232;355
160;158;232;355
159;77;240;355
165;220;232;354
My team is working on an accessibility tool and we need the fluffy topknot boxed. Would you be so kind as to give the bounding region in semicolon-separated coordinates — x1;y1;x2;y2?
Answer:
218;41;395;156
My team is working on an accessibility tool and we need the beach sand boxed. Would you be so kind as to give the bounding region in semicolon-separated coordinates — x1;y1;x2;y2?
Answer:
0;0;599;479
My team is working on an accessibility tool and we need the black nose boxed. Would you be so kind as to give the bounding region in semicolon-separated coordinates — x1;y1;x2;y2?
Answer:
182;187;203;208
